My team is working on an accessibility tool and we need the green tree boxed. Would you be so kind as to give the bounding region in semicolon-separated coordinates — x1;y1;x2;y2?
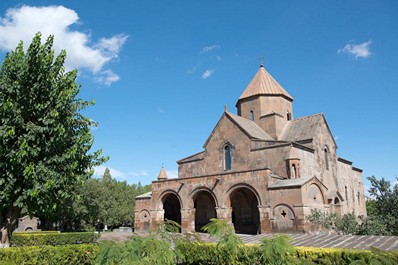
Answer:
0;33;106;244
367;175;398;235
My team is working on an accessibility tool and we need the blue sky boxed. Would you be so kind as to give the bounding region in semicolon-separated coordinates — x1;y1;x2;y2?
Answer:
0;1;397;191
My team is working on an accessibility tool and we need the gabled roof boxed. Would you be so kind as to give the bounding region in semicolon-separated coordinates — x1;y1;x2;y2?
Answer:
226;112;274;141
203;111;274;148
279;113;337;148
136;191;152;199
238;65;293;102
268;176;328;190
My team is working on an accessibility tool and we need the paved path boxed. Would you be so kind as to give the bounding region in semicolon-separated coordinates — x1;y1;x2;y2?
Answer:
99;232;398;251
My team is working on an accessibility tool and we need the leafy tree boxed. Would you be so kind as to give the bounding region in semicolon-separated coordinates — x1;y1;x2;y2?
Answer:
0;33;106;244
367;175;398;235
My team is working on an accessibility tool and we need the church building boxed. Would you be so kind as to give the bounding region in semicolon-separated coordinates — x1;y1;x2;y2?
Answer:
134;64;366;234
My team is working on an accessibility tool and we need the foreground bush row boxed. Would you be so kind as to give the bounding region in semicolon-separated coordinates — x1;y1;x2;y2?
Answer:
99;239;398;265
10;232;100;246
1;241;396;265
0;244;98;265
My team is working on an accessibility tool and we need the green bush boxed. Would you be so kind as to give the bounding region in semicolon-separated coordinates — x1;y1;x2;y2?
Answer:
10;232;100;246
0;244;98;265
175;242;398;265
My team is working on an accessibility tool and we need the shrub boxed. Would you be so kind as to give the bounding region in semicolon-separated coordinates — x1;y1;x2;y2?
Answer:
0;244;98;265
175;242;398;265
10;232;100;246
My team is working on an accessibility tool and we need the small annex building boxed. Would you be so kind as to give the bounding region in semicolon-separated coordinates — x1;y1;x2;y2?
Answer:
134;64;366;234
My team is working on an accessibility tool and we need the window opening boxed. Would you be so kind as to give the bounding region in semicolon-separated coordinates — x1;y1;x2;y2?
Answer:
225;145;231;170
281;210;287;218
250;110;254;121
292;164;297;178
324;147;329;170
287;111;291;121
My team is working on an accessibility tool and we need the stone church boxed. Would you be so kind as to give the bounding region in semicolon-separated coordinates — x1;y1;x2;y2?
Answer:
134;64;366;234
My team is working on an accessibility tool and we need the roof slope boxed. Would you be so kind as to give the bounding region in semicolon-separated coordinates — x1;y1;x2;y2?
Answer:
238;65;293;101
279;114;323;142
279;113;337;148
202;111;274;149
226;111;274;141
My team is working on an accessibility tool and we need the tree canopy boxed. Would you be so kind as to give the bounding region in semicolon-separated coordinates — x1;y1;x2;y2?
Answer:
0;33;106;244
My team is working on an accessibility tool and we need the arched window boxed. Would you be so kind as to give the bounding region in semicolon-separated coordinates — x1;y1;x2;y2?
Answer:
250;110;254;121
291;164;297;178
225;145;231;170
324;147;329;170
286;111;291;121
345;186;348;202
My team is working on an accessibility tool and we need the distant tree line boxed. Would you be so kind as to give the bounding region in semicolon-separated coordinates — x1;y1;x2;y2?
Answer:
308;175;398;236
39;168;151;231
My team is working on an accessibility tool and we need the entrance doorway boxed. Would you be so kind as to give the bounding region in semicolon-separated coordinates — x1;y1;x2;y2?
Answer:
230;188;260;234
163;193;181;227
194;191;217;232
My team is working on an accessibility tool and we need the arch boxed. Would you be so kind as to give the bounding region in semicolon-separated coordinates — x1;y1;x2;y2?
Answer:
158;189;183;209
190;187;219;207
139;210;151;231
228;185;261;234
334;197;340;204
272;204;295;232
307;183;325;204
250;110;254;121
273;204;295;219
192;190;217;232
161;192;181;227
226;183;262;206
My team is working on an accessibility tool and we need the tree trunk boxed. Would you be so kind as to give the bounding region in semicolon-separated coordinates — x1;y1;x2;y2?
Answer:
0;207;21;246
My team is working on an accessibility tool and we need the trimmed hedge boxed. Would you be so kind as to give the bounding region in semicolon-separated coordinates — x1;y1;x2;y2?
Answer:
175;242;398;265
0;244;98;265
10;232;100;246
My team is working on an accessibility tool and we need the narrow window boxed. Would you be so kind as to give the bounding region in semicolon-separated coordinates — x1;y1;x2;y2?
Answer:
291;164;297;178
225;145;231;170
357;192;360;205
287;111;291;121
324;147;329;170
250;110;254;121
345;186;348;202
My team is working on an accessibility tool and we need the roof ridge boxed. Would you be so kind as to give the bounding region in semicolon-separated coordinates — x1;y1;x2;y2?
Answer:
291;113;324;122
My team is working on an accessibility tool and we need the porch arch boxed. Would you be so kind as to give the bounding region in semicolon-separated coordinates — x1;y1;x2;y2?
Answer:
159;190;182;227
191;188;218;232
226;184;261;234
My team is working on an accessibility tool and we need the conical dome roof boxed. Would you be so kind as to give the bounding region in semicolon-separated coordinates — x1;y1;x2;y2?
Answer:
157;164;168;180
238;65;293;101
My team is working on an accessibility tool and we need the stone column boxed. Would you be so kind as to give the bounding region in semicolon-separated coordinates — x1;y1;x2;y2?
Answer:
258;205;272;233
181;208;195;233
150;209;164;230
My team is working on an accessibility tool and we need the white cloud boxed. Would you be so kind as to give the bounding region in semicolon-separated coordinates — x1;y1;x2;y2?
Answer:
93;165;125;179
338;40;372;59
157;107;165;113
187;66;197;74
201;69;214;79
199;45;220;55
0;5;128;85
165;169;178;179
128;170;149;178
94;70;120;86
